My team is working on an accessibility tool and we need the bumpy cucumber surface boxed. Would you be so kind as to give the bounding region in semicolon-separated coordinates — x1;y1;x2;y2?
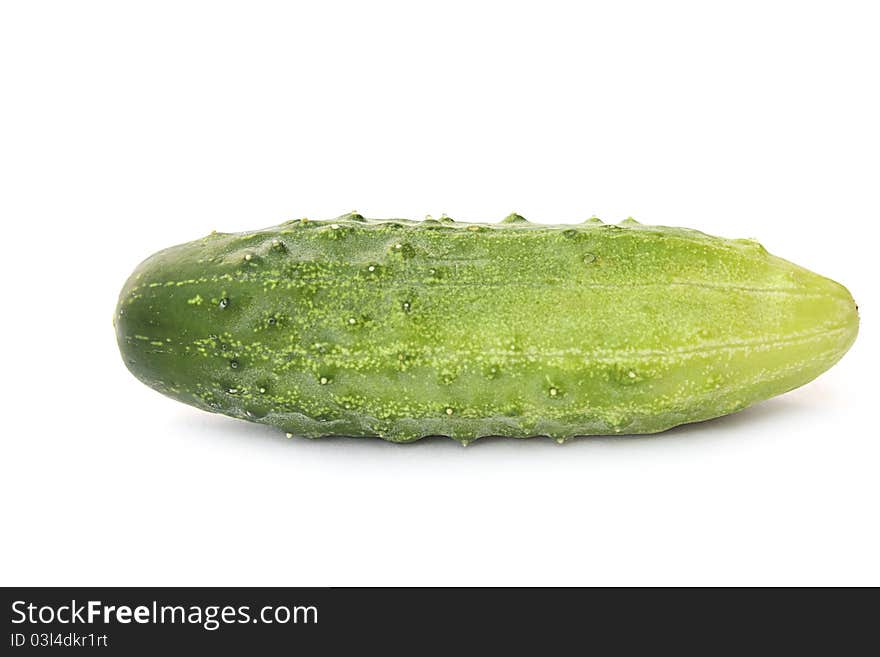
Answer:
114;213;858;443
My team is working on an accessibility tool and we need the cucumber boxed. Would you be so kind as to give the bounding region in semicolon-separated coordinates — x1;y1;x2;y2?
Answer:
114;213;858;443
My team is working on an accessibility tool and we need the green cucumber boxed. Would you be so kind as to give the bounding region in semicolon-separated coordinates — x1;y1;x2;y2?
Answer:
114;213;858;443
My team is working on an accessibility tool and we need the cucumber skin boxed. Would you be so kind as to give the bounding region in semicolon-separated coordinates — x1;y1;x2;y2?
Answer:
114;214;858;443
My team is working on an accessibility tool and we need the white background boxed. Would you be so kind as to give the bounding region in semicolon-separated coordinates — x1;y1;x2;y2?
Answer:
1;1;877;586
